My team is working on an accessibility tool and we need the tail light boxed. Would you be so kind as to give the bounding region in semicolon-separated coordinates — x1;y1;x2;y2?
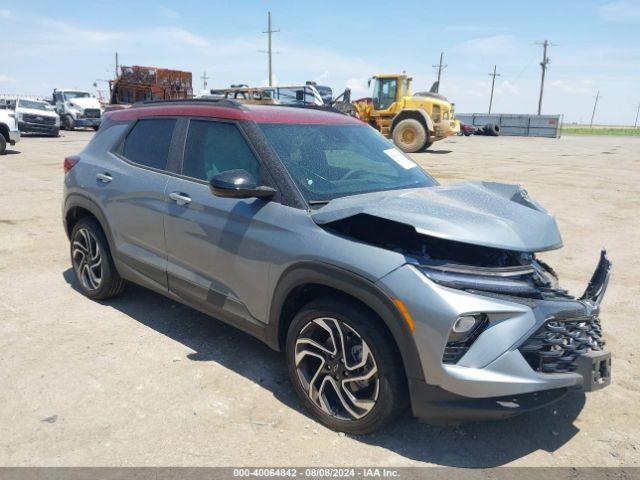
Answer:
64;155;80;173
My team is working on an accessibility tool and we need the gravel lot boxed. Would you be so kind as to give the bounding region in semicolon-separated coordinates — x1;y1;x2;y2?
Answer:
0;131;638;467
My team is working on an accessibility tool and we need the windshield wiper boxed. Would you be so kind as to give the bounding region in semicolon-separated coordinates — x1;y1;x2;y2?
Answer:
308;200;331;205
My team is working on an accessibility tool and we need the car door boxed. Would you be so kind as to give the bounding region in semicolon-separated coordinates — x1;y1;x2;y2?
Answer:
99;117;178;290
164;118;282;327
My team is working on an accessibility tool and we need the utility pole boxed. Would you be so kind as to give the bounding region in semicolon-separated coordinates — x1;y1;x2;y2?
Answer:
262;11;280;87
635;103;640;128
432;52;447;93
590;91;601;128
200;71;209;90
488;65;500;114
536;40;550;115
115;51;119;78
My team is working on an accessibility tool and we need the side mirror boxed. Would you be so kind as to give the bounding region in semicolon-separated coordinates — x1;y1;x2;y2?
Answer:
209;169;276;200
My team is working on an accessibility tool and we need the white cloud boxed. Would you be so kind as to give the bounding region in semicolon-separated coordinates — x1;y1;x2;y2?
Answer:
455;35;517;56
0;74;15;82
548;79;594;95
40;19;125;43
598;1;640;21
345;77;370;98
0;9;10;18
156;27;208;47
35;18;209;49
159;6;181;19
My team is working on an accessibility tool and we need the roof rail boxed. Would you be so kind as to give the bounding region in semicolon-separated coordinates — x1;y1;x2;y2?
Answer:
131;98;247;110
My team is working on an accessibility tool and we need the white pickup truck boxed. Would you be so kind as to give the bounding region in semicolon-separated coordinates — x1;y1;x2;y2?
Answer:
52;89;103;131
0;106;20;154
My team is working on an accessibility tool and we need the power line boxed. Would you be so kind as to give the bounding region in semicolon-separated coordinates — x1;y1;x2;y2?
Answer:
488;65;501;114
590;91;601;128
536;40;552;115
262;11;280;87
432;52;447;93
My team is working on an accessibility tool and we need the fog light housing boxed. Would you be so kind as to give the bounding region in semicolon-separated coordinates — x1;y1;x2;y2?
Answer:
453;315;478;333
442;314;490;364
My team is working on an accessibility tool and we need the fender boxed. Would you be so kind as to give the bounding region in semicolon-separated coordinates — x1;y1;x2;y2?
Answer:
63;192;116;254
265;261;425;381
392;109;435;134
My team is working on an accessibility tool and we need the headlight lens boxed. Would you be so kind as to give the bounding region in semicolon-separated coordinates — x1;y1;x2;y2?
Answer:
421;265;539;296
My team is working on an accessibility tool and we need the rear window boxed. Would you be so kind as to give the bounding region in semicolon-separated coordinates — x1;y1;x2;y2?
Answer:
122;118;176;170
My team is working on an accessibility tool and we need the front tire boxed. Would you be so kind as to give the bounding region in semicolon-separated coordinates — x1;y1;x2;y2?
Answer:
70;217;126;300
63;115;75;131
392;118;427;153
286;297;407;434
0;135;6;155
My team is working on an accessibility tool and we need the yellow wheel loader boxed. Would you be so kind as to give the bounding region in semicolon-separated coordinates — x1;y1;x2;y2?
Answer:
353;74;460;153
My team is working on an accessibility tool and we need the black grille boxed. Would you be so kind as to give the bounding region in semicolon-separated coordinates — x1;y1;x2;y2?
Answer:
23;113;56;125
84;108;101;119
519;316;605;373
442;317;489;364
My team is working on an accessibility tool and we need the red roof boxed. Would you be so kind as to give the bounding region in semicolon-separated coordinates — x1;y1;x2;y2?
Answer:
106;103;362;125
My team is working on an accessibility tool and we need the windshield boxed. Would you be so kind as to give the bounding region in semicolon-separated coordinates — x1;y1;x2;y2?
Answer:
62;91;90;101
18;99;52;111
259;123;437;203
265;87;322;106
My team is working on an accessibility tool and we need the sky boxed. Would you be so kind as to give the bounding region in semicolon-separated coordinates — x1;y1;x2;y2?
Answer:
1;0;639;124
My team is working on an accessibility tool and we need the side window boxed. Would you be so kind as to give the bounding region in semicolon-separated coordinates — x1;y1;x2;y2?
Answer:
122;118;176;170
182;120;262;182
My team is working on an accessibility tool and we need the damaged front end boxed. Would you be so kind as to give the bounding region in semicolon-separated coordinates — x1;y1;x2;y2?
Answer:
314;183;613;397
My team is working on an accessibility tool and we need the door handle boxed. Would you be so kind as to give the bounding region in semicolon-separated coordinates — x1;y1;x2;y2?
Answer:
96;172;112;183
169;192;192;206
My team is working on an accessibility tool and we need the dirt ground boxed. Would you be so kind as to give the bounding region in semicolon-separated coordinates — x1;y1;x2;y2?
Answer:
0;131;639;467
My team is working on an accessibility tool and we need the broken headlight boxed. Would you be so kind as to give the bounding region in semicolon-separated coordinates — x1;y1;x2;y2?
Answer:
420;263;541;296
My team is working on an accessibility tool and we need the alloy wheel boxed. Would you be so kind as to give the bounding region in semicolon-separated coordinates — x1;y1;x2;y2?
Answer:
72;228;103;291
294;317;380;421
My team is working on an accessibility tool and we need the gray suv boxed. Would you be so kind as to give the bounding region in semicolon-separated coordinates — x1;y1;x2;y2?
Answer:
63;99;612;434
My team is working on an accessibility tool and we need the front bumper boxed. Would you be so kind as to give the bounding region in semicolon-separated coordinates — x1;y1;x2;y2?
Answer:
9;130;20;145
18;121;59;135
74;117;101;127
377;251;611;420
433;118;460;140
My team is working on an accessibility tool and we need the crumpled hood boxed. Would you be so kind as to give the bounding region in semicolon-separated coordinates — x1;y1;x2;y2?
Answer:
68;97;101;110
17;107;59;119
312;181;563;252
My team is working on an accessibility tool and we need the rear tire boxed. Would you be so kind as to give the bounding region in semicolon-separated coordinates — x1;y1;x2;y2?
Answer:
392;118;427;153
286;297;407;434
70;217;126;300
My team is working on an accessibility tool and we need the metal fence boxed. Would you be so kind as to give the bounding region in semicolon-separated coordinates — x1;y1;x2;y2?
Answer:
456;113;562;138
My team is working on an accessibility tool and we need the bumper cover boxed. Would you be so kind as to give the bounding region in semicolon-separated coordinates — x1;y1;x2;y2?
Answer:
8;130;20;145
75;117;101;127
18;121;59;135
409;378;571;423
378;250;612;421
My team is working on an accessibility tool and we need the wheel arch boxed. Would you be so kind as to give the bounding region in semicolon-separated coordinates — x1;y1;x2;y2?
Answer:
64;194;115;254
391;109;434;134
266;262;425;382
